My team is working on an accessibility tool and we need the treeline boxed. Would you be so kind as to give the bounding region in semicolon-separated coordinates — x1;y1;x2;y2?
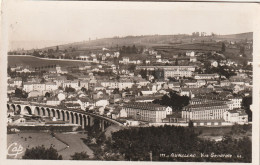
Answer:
242;96;252;121
119;45;139;54
204;64;236;79
110;125;251;162
138;69;164;81
152;91;190;111
21;125;252;162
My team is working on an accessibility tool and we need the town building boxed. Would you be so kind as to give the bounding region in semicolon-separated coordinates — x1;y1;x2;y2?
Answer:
223;109;248;124
164;68;193;79
182;102;229;121
136;65;196;72
186;51;195;57
122;102;172;123
194;74;219;80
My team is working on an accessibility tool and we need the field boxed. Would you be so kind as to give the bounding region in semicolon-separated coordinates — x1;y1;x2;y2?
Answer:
8;55;92;67
7;132;93;160
195;126;252;141
195;126;232;136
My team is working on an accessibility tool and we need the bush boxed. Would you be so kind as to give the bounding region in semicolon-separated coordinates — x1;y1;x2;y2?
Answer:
71;152;90;160
22;145;62;160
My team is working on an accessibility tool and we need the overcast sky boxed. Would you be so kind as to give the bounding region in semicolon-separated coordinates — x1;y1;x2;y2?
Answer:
6;1;256;50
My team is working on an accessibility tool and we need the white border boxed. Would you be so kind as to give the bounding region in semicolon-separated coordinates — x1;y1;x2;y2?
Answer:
1;1;259;165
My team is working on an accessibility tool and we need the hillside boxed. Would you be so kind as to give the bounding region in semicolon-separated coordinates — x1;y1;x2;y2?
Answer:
214;32;253;40
38;32;252;51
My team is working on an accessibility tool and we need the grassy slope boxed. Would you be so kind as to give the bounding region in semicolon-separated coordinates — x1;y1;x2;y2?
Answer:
40;32;253;51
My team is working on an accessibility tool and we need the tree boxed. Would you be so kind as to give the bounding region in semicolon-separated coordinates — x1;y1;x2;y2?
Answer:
168;77;177;82
242;96;252;121
152;91;189;111
22;146;62;160
188;120;194;128
7;66;11;75
131;45;138;54
65;86;76;93
66;74;77;80
240;45;245;55
113;88;120;94
139;69;148;79
71;152;90;160
249;44;253;54
15;88;28;98
81;87;87;93
40;78;45;83
121;46;126;54
15;88;23;97
56;46;59;52
33;50;40;57
154;69;164;80
126;46;131;54
45;92;51;97
110;126;251;162
221;42;226;52
128;64;136;72
175;59;178;66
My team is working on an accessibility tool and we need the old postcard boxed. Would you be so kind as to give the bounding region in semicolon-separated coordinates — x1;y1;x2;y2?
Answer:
0;0;259;165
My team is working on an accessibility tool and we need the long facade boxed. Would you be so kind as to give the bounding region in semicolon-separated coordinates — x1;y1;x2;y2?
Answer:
182;103;229;121
122;102;171;123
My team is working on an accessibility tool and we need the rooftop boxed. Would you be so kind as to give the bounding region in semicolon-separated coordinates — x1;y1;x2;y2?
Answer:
124;102;167;111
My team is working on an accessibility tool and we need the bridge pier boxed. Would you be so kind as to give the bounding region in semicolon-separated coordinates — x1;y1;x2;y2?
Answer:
81;123;85;129
89;116;94;127
81;117;85;129
104;121;111;129
99;120;105;132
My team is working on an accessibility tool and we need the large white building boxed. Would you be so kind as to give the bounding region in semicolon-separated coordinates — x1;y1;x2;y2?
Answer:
45;82;58;91
62;80;79;89
122;102;172;123
23;82;58;93
194;74;219;80
182;102;229;121
223;109;248;124
229;97;243;110
23;83;45;93
164;69;193;78
136;65;196;71
101;80;119;89
13;78;23;87
118;80;134;91
186;51;195;57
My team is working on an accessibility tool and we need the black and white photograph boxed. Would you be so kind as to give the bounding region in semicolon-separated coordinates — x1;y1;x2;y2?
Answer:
1;0;260;164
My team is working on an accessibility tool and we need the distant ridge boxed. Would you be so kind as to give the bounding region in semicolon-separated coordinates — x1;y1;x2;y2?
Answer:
17;32;253;51
215;32;253;40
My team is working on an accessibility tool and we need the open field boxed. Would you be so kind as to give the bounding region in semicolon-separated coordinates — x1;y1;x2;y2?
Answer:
8;55;92;67
195;126;232;136
7;132;93;160
55;132;93;159
195;126;252;141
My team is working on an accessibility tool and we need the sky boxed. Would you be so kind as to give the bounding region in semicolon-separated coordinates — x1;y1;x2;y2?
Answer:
5;1;257;50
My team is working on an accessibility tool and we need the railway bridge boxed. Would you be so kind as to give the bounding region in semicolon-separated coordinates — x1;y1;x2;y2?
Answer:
7;102;124;131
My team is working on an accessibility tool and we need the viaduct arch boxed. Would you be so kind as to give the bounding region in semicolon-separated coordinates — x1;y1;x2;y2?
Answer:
7;103;124;130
